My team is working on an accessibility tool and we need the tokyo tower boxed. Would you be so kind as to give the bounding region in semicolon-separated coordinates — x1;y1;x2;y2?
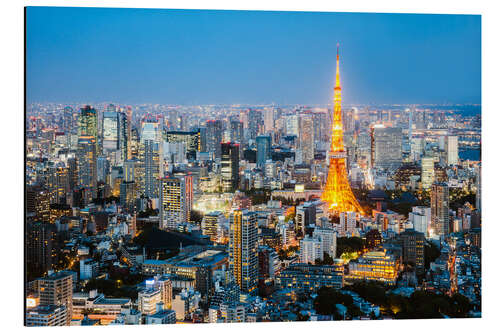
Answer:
321;44;364;215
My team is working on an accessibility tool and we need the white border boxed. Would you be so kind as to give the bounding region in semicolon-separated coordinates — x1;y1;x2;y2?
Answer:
1;1;498;332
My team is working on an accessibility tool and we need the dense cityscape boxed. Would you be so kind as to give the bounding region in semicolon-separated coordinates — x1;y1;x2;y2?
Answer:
25;49;481;326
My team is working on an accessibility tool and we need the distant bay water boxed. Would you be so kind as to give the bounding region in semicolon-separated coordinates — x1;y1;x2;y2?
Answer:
459;148;481;161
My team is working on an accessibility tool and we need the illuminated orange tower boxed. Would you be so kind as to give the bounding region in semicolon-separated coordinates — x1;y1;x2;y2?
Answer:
321;44;364;215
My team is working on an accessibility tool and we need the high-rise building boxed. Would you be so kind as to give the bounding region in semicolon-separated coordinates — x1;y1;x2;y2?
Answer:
398;229;425;274
63;106;74;135
339;211;357;236
202;211;224;242
77;105;98;140
431;182;450;237
77;136;97;196
25;221;57;277
409;206;431;235
371;125;403;170
221;142;239;192
256;135;271;168
159;174;192;229
421;156;435;190
38;271;74;325
300;235;322;264
102;110;119;152
248;109;263;140
299;114;314;164
139;118;162;198
313;227;337;259
285;114;299;136
229;210;258;294
445;135;459;166
165;130;201;161
321;46;364;214
206;120;223;159
264;108;274;133
230;120;244;144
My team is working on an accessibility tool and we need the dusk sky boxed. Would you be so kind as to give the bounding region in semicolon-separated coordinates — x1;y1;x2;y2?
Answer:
26;7;481;105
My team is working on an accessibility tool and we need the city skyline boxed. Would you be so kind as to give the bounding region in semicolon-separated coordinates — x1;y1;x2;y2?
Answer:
26;7;481;105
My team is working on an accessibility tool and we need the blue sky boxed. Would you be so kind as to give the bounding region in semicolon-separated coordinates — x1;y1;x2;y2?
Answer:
26;7;481;105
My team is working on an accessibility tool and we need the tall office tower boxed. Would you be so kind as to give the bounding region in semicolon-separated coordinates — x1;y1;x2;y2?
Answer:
410;137;424;161
67;157;78;192
126;106;133;159
165;130;201;161
248;109;263;139
77;105;98;139
63;106;73;135
118;111;129;162
25;221;57;277
38;271;74;325
96;155;109;183
371;125;403;170
230;120;244;144
45;166;69;204
313;227;337;259
202;211;224;241
445;135;459;166
102;109;119;152
312;111;327;142
342;108;356;133
295;202;316;236
206;120;223;159
431;182;450;237
256;135;271;167
339;211;357;236
399;229;425;274
421;156;435;190
408;107;414;142
159;175;192;229
321;45;364;214
264;108;274;133
139;118;162;198
285;114;299;136
229;210;258;294
77;136;97;196
221;142;240;192
299;114;314;164
169;109;180;130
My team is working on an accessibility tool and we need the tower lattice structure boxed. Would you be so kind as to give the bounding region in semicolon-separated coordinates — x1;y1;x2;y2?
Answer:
321;45;364;215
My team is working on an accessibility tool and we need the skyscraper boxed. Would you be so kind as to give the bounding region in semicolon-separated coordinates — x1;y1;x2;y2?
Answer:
139;118;162;198
102;110;119;152
221;142;239;192
321;45;364;214
256;135;271;168
398;229;425;274
431;182;450;237
299;114;314;164
445;135;459;166
206;120;224;159
421;156;435;190
159;174;192;229
77;105;98;139
371;125;403;170
248;109;263;140
230;120;244;144
229;210;258;294
77;136;97;196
